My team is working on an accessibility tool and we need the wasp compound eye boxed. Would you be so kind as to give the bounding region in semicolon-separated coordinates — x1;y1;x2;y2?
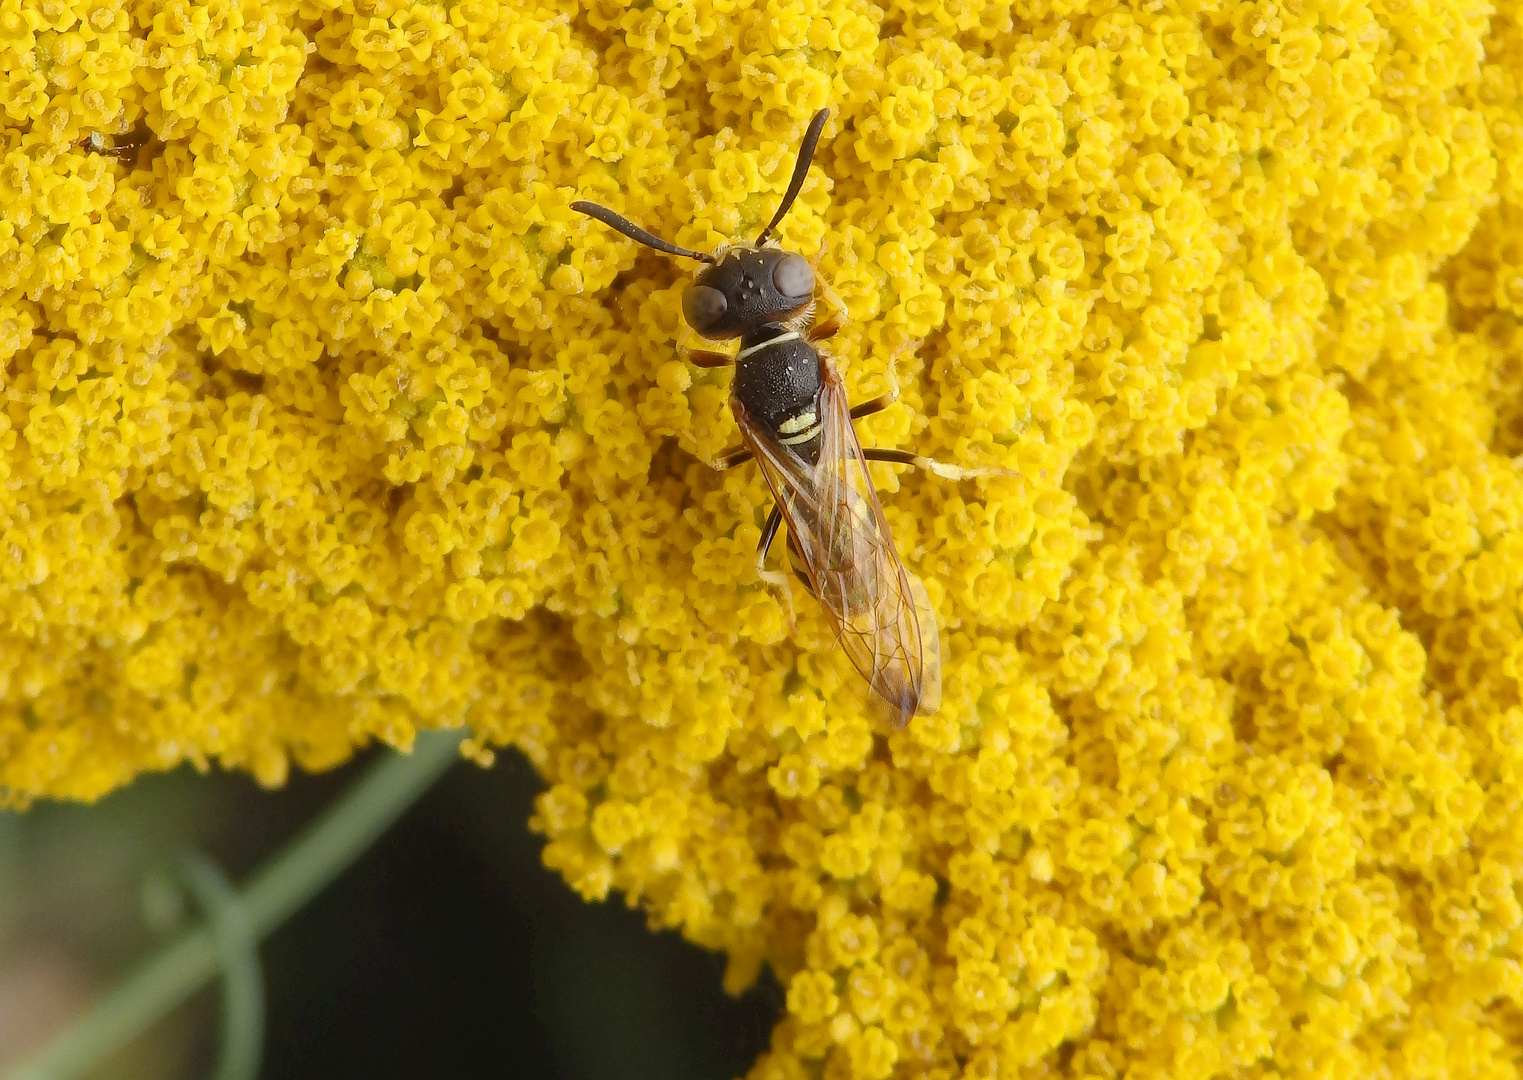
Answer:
773;253;815;299
683;284;728;333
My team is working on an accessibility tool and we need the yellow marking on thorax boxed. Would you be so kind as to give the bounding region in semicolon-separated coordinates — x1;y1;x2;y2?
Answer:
736;330;801;362
779;423;823;446
779;409;817;435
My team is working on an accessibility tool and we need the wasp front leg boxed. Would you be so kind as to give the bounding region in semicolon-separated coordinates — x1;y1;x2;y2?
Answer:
807;277;850;342
677;321;734;368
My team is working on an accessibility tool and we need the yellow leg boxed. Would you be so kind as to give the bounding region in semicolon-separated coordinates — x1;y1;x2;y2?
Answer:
850;345;903;419
755;505;797;631
808;276;850;341
861;448;1014;481
677;321;733;367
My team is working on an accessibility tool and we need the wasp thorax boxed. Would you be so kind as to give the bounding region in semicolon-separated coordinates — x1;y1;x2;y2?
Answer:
681;247;816;339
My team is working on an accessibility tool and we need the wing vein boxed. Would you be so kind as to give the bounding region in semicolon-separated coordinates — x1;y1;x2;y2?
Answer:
734;360;939;727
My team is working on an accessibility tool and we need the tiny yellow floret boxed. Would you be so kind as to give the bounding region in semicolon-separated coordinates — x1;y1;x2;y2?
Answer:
4;0;1523;1074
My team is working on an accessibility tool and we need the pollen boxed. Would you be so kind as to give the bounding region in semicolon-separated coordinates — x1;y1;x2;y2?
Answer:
4;0;1523;1075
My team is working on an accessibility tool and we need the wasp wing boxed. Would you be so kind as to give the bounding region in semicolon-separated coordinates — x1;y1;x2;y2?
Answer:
735;362;940;728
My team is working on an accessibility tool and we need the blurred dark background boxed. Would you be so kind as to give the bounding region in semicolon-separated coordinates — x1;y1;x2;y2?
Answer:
0;748;781;1080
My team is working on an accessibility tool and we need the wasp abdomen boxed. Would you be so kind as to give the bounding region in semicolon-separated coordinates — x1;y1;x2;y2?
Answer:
732;326;824;463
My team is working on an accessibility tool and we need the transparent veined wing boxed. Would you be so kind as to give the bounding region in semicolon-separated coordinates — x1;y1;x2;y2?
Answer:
734;361;941;728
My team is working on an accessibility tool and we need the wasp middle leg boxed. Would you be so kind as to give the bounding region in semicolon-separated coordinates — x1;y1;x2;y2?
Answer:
847;338;906;419
710;374;898;466
713;381;900;468
709;444;753;471
850;388;897;420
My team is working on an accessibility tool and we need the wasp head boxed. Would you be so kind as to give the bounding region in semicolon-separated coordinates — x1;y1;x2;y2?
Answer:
572;108;834;339
681;246;815;339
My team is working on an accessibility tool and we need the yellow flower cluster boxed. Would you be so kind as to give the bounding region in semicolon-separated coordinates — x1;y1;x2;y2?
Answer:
4;0;1523;1072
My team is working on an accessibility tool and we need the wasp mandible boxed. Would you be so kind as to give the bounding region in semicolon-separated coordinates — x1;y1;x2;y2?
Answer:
573;108;1000;729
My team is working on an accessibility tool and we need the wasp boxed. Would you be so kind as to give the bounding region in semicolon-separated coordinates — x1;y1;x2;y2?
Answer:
573;108;999;728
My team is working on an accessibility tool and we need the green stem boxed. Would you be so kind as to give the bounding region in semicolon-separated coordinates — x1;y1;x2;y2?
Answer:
176;852;264;1080
6;728;465;1080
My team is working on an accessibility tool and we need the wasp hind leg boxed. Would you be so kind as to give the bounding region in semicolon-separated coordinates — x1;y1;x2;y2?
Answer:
755;504;797;632
861;448;1013;482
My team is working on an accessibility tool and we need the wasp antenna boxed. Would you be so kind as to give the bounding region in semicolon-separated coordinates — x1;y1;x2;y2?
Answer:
756;108;831;246
570;200;715;263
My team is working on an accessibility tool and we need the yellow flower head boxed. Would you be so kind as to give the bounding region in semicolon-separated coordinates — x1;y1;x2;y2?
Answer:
5;0;1523;1074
